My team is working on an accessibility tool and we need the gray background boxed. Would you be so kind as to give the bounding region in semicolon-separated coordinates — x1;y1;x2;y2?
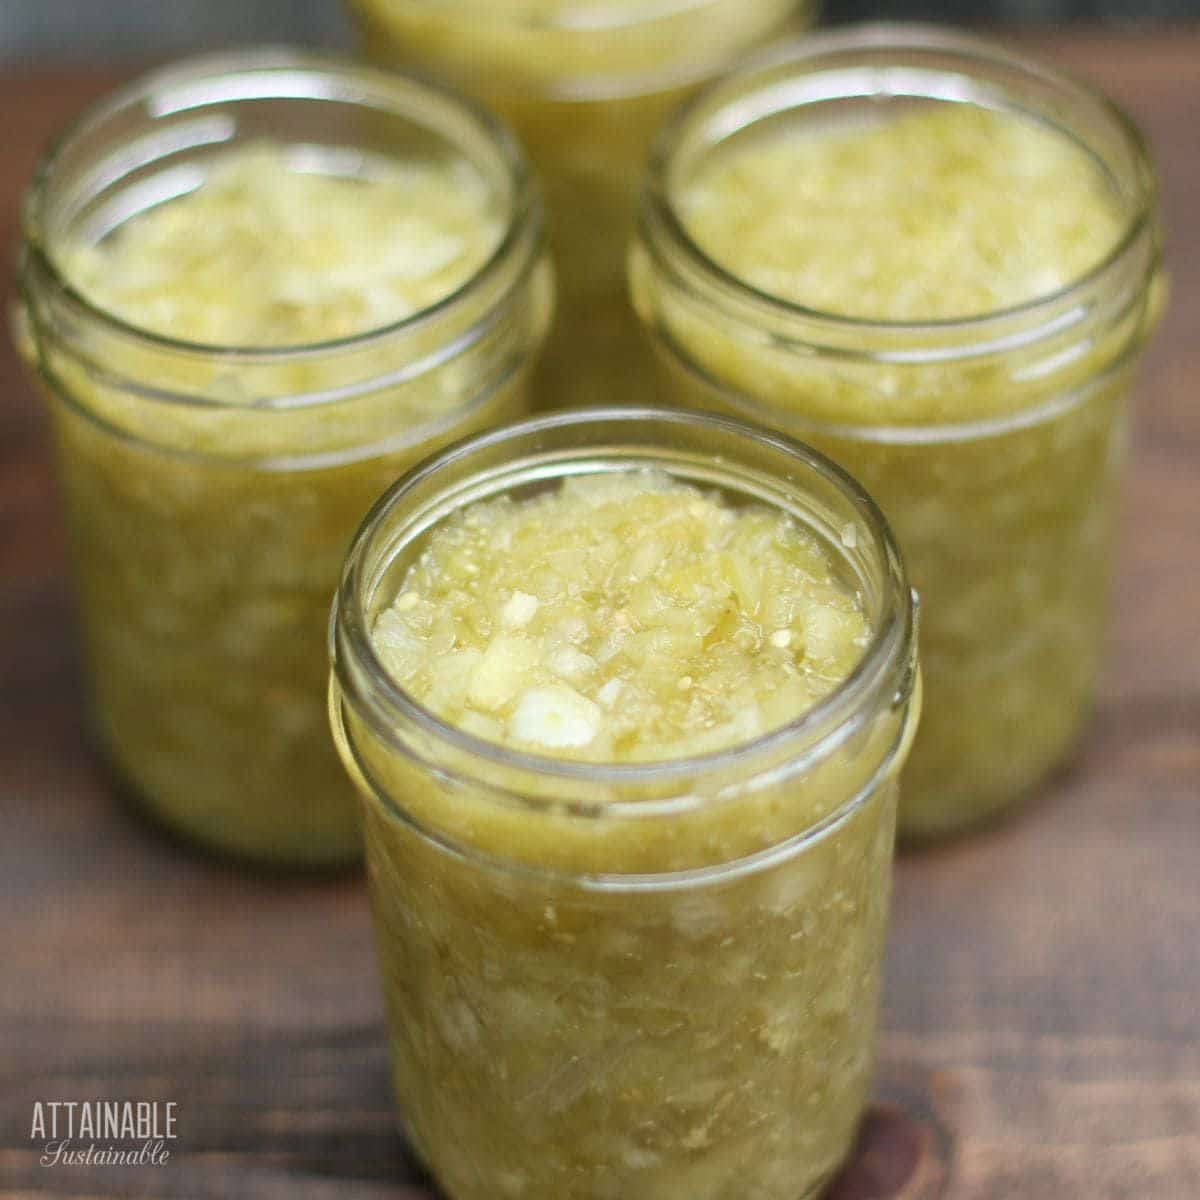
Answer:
1;1;350;63
2;0;1197;64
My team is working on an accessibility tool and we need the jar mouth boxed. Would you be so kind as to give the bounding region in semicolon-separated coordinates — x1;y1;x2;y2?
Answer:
390;0;765;36
22;46;540;362
640;23;1159;353
331;406;917;794
356;0;808;104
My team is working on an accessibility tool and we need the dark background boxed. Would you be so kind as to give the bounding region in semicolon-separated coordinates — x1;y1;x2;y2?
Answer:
2;0;1198;63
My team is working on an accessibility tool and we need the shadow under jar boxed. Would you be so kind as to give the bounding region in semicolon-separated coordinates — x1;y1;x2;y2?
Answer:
630;25;1164;841
346;0;812;410
329;408;920;1200
16;49;552;866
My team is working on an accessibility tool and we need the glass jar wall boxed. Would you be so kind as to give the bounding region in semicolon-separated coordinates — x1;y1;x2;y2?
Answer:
330;408;920;1199
631;26;1163;839
16;49;552;865
347;0;810;409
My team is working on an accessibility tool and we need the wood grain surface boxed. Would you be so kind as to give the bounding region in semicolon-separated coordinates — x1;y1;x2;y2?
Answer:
1;31;1197;1200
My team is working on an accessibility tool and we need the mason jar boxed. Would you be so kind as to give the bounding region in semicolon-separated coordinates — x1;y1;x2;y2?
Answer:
15;49;552;866
346;0;811;410
329;408;920;1199
630;25;1163;840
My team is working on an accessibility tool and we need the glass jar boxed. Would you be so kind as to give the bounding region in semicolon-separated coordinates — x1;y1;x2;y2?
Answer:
329;408;920;1200
15;49;552;866
631;25;1163;840
347;0;810;410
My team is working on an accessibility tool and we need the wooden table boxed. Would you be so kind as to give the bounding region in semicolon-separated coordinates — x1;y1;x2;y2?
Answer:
1;30;1196;1200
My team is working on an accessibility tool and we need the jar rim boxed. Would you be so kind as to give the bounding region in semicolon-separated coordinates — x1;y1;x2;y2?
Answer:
379;0;769;36
639;23;1159;349
21;45;540;362
354;0;809;103
331;406;918;797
